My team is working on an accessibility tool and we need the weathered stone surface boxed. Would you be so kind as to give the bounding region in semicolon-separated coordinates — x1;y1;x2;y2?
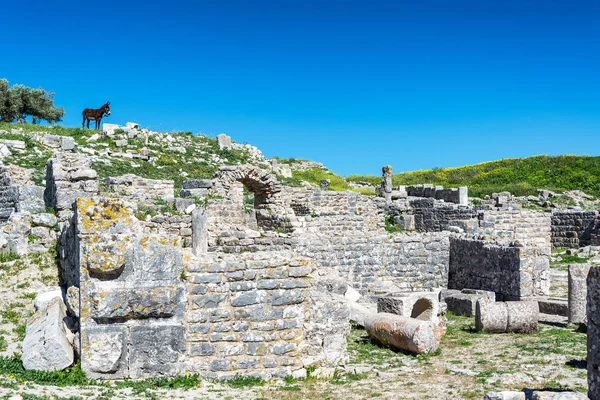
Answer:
588;266;600;399
65;286;80;317
531;391;587;400
34;289;63;312
82;326;127;378
445;289;495;317
89;286;182;320
22;297;74;371
183;179;213;189
569;263;591;325
484;391;525;400
129;325;185;378
217;134;232;150
377;291;441;324
476;300;538;333
32;213;57;227
364;312;444;354
126;235;182;281
61;137;75;150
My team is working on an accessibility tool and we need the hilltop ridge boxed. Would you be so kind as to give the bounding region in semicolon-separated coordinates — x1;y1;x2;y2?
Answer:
0;121;598;201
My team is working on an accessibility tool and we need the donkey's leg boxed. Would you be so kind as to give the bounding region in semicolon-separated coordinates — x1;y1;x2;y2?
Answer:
97;118;101;130
82;116;85;129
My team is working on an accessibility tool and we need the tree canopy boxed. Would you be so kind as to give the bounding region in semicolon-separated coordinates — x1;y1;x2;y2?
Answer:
0;79;64;124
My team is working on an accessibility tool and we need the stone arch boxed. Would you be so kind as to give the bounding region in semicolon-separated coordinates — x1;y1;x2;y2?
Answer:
211;165;282;207
211;165;293;231
410;298;434;321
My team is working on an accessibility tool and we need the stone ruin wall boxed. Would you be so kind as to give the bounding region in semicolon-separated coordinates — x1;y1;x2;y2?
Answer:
448;209;552;299
551;209;600;248
104;174;175;200
75;197;348;379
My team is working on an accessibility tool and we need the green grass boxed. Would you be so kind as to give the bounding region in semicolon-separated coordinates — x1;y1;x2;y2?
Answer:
347;155;600;198
0;356;95;387
0;252;20;263
0;336;6;352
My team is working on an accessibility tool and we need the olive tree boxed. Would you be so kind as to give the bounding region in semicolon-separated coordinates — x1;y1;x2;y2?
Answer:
0;79;64;124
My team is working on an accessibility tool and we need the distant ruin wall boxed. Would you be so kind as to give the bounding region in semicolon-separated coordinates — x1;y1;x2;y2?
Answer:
551;210;600;248
297;232;450;295
104;174;175;200
448;237;549;300
410;198;478;232
405;185;468;206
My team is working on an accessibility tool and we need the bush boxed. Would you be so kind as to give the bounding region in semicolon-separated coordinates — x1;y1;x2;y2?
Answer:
0;79;64;124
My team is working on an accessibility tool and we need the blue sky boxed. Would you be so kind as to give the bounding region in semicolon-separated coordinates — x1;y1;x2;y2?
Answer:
2;0;598;176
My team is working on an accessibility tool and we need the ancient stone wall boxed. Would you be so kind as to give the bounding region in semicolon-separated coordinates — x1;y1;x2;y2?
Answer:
410;198;478;232
297;232;450;295
0;163;45;223
185;251;347;378
405;184;468;205
587;265;600;399
448;237;549;300
77;197;187;379
551;210;599;248
45;153;99;287
140;213;193;248
104;174;175;200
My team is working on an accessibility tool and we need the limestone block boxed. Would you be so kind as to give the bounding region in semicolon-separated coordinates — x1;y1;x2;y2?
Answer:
114;139;128;147
82;234;130;277
17;186;45;214
476;300;538;333
364;313;443;354
532;391;587;400
102;123;119;135
484;392;525;400
61;137;75;150
129;325;185;378
192;208;208;255
126;122;139;129
175;198;195;213
445;289;495;317
34;288;63;312
377;291;441;324
182;180;213;189
32;213;58;227
217;134;232;150
65;286;80;317
345;286;361;303
126;235;182;281
30;226;50;240
70;169;97;181
89;286;183;320
569;263;591;325
41;135;61;148
81;326;128;378
22;297;74;371
587;266;600;399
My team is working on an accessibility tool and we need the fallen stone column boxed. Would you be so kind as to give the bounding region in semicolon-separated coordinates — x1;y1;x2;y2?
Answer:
364;312;443;354
569;263;591;325
476;301;538;333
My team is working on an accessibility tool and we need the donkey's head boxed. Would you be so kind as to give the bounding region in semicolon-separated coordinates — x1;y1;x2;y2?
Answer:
103;101;111;116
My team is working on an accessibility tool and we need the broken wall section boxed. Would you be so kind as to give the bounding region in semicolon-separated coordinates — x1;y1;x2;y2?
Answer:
45;153;99;287
551;210;600;248
77;197;186;379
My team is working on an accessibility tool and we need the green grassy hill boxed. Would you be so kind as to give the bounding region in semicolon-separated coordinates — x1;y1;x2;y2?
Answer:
347;155;600;198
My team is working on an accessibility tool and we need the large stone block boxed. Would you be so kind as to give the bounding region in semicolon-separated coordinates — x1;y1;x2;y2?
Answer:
126;235;182;281
89;285;183;320
129;325;185;378
569;263;591;325
22;297;74;371
81;326;128;378
445;289;495;317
